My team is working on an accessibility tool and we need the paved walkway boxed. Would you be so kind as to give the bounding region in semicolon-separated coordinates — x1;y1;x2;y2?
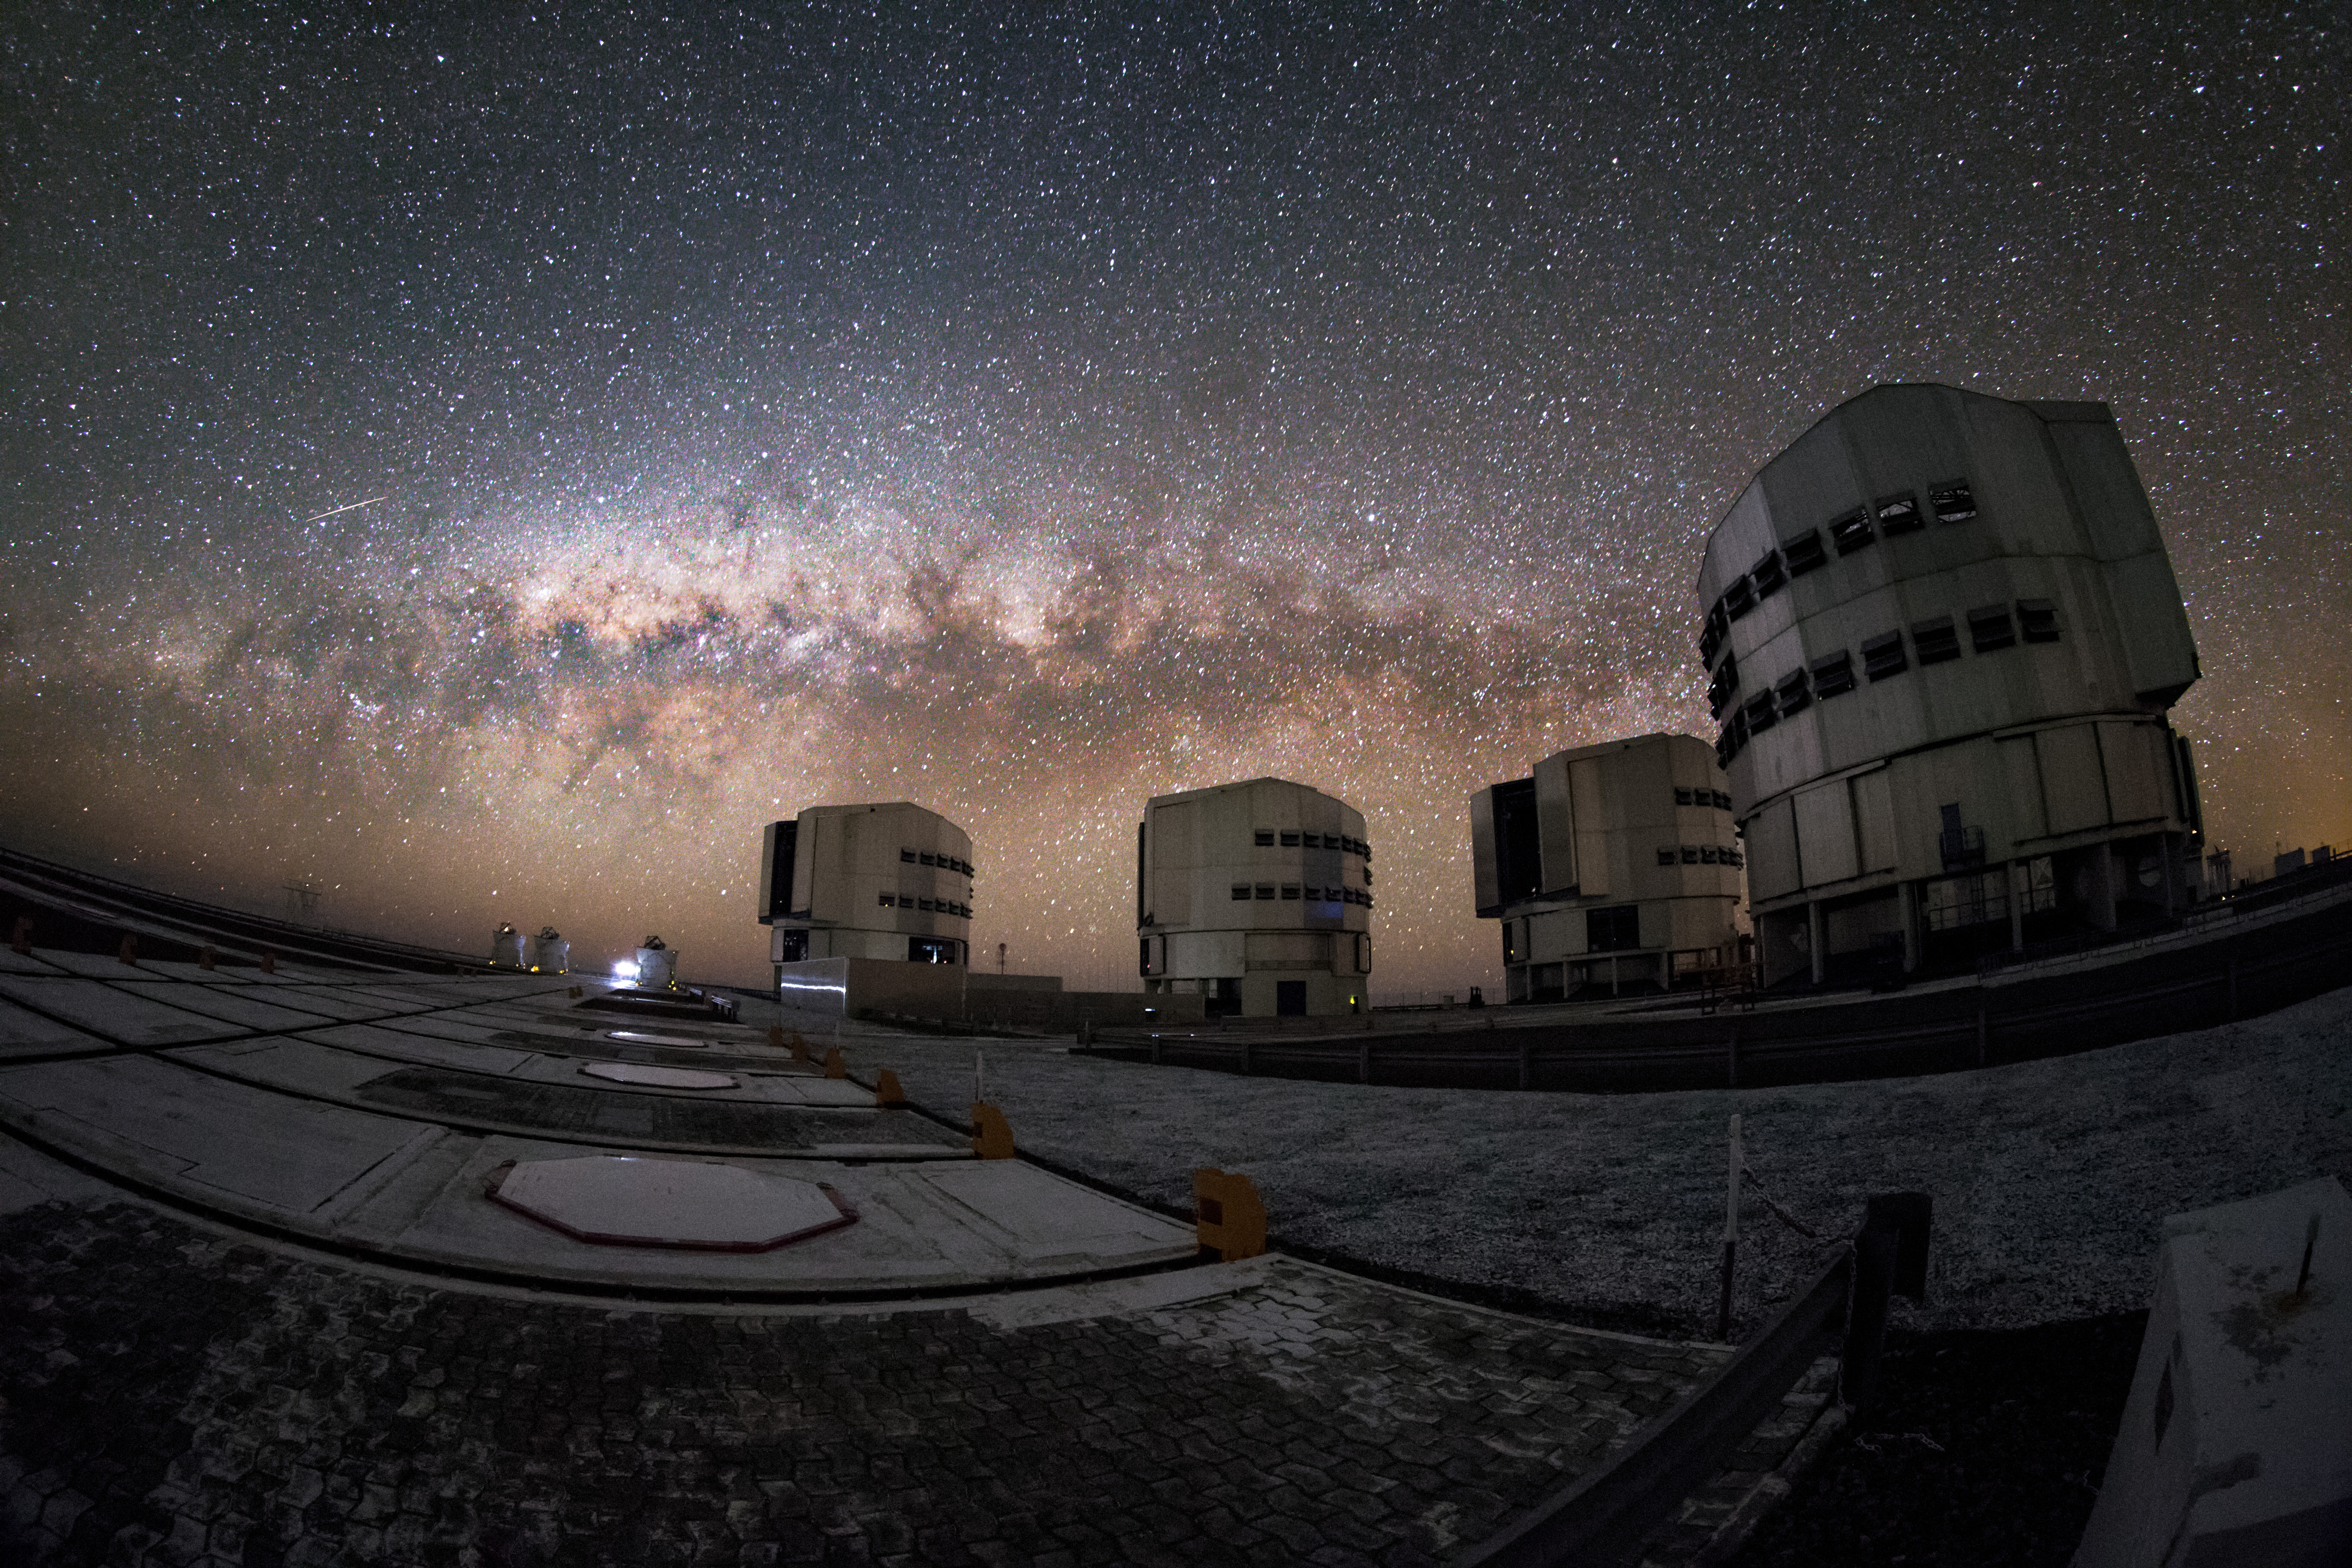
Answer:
2;1173;1733;1566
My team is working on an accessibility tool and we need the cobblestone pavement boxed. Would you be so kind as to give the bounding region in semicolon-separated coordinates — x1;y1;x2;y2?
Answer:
0;1195;1731;1567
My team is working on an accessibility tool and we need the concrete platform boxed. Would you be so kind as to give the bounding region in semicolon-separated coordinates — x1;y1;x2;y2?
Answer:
0;975;251;1047
0;920;1848;1568
0;1039;1198;1294
111;981;343;1032
0;998;110;1060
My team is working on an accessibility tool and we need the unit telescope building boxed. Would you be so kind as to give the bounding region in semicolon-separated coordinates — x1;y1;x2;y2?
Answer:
1470;733;1748;1002
1137;778;1373;1018
1698;384;2205;986
758;802;976;973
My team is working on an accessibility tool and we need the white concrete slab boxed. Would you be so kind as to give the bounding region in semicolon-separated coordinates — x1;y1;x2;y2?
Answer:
112;982;342;1032
249;986;399;1022
170;1038;429;1098
291;1021;539;1073
299;984;442;1015
359;1137;1196;1292
603;1029;714;1048
348;1011;564;1047
918;1162;1198;1259
0;1055;430;1213
581;1062;739;1090
0;998;111;1060
0;976;250;1046
2074;1177;2352;1568
493;1156;852;1249
33;950;163;979
336;982;493;1008
134;960;266;982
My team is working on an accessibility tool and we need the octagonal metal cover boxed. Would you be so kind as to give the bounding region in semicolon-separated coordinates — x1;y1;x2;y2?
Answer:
487;1156;855;1251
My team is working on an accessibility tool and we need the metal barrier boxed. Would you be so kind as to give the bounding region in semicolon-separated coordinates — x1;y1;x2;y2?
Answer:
1083;894;2352;1094
1456;1193;1930;1568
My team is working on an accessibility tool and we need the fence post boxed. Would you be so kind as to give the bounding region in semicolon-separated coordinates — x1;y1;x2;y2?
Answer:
1842;1191;1933;1409
1715;1115;1742;1341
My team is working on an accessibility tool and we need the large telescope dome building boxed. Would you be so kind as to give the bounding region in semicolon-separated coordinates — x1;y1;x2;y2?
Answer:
1699;385;2205;987
1137;778;1373;1018
758;801;975;971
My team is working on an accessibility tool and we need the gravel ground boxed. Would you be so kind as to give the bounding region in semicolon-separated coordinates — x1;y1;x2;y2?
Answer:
790;983;2352;1341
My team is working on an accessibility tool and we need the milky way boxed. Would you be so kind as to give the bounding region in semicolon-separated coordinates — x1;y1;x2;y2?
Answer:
2;4;2345;989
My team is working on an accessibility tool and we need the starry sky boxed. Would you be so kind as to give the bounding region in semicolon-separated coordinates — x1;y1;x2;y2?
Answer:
2;3;2345;991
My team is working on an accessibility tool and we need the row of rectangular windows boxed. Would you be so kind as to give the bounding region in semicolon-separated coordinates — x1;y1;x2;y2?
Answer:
1251;829;1370;856
879;893;972;917
1715;598;2061;763
1699;481;1979;668
1675;787;1733;810
900;848;976;876
1655;845;1745;868
1231;882;1373;906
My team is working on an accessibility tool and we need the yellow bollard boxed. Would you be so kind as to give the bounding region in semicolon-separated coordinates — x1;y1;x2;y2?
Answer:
199;943;217;971
788;1029;810;1064
823;1046;847;1079
118;934;139;966
9;916;30;956
1193;1168;1268;1261
260;950;277;974
875;1069;906;1106
970;1103;1015;1160
766;1024;785;1051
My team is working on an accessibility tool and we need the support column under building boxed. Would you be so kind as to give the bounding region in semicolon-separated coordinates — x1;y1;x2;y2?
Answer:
1899;883;1921;972
1808;900;1826;986
2089;844;2120;931
2008;861;2026;953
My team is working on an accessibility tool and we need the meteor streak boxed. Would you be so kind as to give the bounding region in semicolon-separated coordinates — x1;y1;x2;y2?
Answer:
298;495;389;525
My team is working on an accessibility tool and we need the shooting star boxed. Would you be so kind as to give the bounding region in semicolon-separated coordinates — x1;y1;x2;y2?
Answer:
298;495;389;525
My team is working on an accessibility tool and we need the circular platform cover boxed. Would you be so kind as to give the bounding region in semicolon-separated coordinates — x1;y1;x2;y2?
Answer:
579;1061;738;1090
490;1156;855;1250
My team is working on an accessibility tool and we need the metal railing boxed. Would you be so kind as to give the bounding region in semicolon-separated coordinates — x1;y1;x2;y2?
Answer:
1455;1193;1931;1568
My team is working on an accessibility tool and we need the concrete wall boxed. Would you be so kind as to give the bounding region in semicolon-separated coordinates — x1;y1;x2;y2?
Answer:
775;956;968;1018
1137;777;1372;1016
2073;1178;2351;1568
1471;733;1749;1001
778;957;1202;1031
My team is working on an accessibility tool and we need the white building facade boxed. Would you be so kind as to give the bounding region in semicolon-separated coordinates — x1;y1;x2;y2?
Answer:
1470;733;1748;1001
758;802;975;971
1698;385;2204;986
1137;778;1372;1018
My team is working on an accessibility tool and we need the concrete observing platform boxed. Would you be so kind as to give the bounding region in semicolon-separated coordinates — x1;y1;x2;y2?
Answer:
0;949;1202;1295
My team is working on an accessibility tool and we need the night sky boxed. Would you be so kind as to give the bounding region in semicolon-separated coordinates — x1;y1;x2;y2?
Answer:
3;4;2344;990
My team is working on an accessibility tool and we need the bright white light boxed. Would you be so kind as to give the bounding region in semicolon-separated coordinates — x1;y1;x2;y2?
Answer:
612;959;639;981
